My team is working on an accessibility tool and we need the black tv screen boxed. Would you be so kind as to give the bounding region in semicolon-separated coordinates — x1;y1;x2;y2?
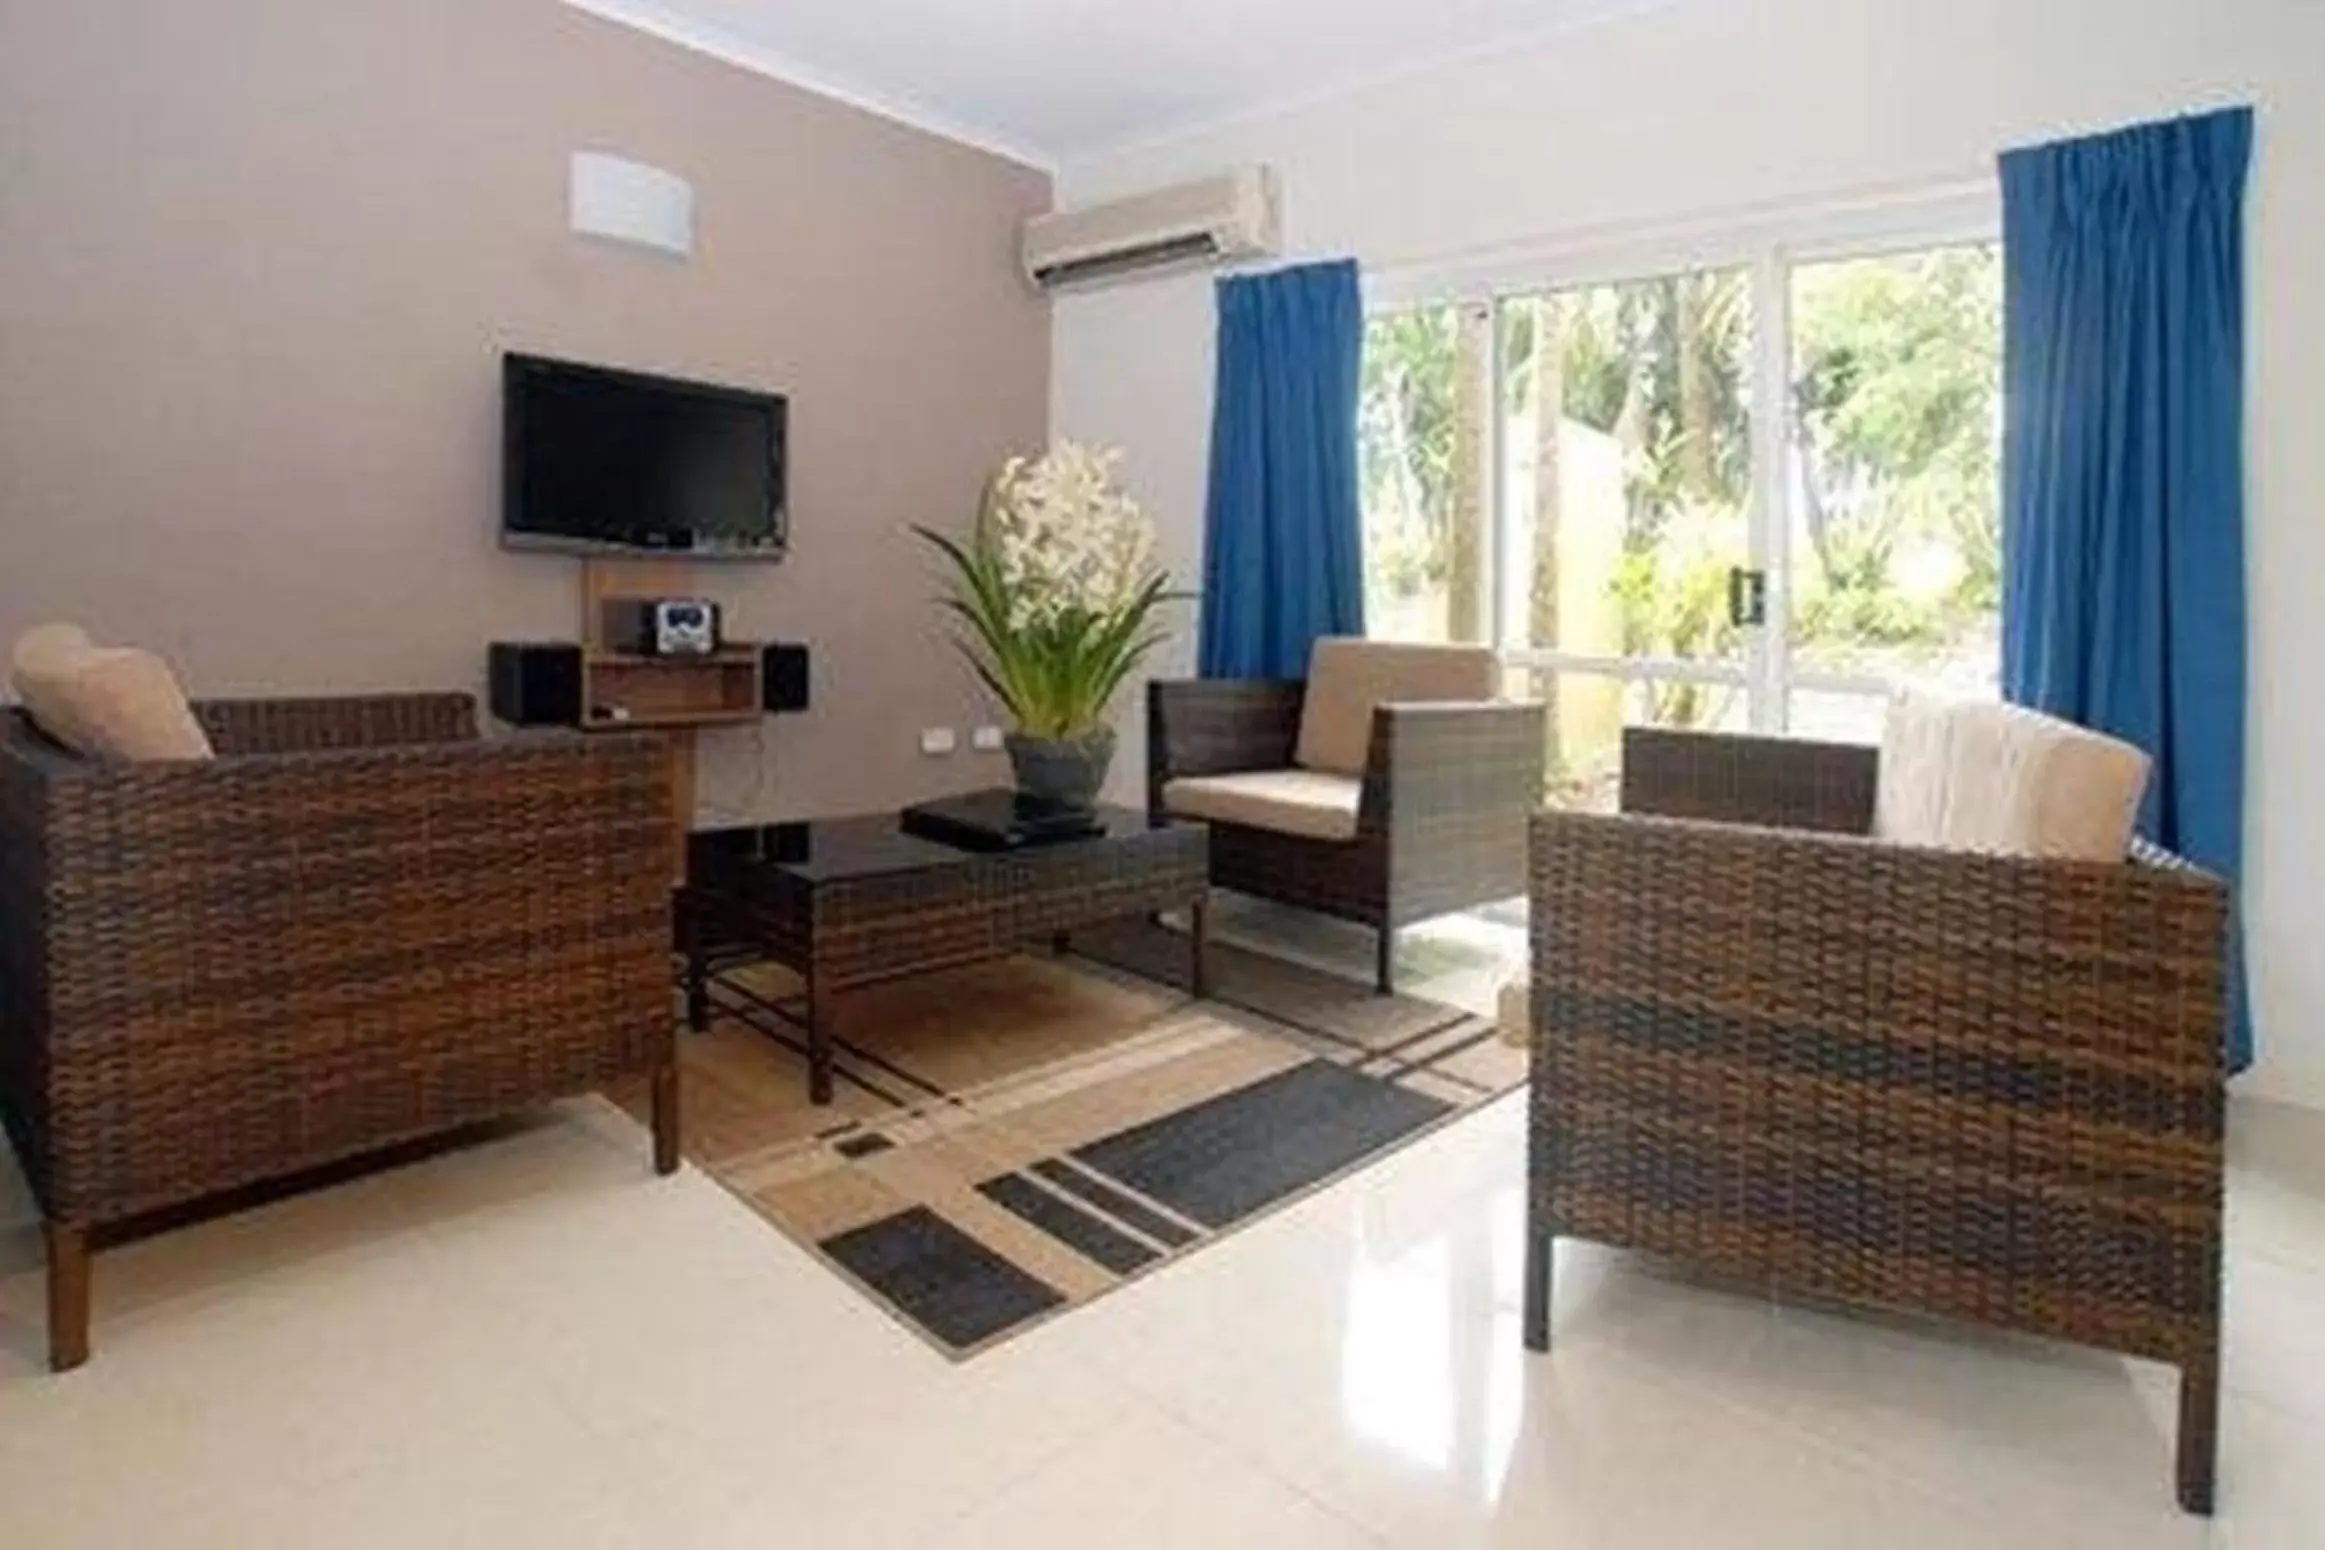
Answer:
502;353;787;559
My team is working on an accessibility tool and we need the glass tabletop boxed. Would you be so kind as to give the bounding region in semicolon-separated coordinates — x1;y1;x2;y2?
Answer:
688;801;1163;884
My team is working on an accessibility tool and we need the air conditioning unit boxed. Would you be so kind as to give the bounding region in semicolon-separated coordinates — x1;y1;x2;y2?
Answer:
1023;167;1281;291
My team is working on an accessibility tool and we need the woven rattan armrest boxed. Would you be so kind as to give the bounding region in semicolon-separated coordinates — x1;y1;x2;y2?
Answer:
1529;806;2228;1072
26;730;674;987
1621;725;1879;834
1145;678;1306;814
193;693;477;755
1360;700;1545;837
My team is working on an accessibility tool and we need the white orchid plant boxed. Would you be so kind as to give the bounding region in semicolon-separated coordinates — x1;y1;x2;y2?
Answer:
915;443;1183;743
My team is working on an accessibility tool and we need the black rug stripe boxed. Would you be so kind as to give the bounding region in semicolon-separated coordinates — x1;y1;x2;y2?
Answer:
978;1174;1160;1275
820;1206;1064;1350
1383;1022;1501;1080
1351;1010;1482;1074
1030;1160;1201;1249
1071;1060;1453;1229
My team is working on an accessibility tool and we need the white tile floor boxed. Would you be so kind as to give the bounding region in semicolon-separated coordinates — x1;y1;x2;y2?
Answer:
1;904;2321;1549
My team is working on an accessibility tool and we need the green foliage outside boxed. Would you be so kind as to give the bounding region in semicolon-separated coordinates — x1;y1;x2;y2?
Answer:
1358;245;2001;770
1790;248;2001;645
1357;307;1470;603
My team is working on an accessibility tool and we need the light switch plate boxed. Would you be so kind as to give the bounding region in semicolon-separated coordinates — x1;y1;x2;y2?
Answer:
919;727;958;756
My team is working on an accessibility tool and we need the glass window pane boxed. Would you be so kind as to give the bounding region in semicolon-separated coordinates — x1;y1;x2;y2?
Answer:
1787;244;2001;699
1360;303;1490;643
1500;269;1753;663
1521;669;1749;812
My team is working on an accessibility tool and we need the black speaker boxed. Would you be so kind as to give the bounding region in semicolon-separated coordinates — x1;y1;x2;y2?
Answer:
761;643;810;713
489;642;584;727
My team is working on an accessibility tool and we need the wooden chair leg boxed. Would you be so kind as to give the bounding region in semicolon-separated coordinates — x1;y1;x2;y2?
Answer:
45;1221;91;1373
2177;1347;2219;1515
650;1049;682;1177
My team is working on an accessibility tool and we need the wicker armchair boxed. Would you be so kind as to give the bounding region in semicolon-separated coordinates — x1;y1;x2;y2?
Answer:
1147;640;1544;991
0;693;680;1370
1522;727;2229;1514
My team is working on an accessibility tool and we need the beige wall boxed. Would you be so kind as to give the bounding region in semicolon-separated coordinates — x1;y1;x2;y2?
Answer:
0;0;1051;817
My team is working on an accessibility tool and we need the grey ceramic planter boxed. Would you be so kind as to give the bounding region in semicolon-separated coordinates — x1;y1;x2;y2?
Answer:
1004;728;1116;811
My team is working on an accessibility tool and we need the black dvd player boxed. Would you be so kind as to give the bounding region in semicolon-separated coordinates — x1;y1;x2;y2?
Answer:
898;788;1104;852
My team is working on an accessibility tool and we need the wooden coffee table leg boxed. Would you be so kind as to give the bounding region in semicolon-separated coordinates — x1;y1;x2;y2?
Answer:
1189;894;1209;999
807;973;835;1105
680;895;710;1034
650;1042;682;1176
47;1221;91;1373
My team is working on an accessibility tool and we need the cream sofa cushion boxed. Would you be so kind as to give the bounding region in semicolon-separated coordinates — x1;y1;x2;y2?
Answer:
1874;693;2147;862
1292;637;1498;777
1870;691;1952;847
1162;769;1363;842
10;626;214;762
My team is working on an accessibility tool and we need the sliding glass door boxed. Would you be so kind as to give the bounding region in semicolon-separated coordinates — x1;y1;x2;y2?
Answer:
1360;233;2000;809
1498;267;1755;807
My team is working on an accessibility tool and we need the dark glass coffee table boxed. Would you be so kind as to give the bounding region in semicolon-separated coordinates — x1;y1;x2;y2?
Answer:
680;805;1210;1103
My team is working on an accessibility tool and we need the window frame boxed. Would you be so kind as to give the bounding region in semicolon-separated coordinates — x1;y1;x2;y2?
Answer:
1360;180;2002;737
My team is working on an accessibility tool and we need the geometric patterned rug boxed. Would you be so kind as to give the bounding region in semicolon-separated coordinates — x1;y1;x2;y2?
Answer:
610;919;1524;1356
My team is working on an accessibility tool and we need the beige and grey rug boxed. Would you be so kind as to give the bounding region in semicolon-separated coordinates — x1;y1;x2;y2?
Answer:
611;921;1523;1356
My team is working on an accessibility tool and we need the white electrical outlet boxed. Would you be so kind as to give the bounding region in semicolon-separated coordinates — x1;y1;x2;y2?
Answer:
970;725;1005;752
919;727;958;756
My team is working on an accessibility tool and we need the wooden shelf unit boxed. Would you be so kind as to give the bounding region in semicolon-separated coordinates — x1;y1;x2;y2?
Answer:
581;707;763;734
585;646;761;668
580;650;762;731
574;559;766;877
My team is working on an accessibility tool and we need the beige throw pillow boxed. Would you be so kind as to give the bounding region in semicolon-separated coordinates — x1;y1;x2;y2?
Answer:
10;625;214;762
1870;691;1952;848
1874;692;2147;863
1943;700;2147;862
11;623;99;750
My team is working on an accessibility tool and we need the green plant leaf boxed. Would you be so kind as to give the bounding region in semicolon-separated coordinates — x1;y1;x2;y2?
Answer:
911;483;1187;740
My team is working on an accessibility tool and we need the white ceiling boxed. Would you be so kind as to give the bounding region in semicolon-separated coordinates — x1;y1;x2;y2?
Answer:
568;0;1673;168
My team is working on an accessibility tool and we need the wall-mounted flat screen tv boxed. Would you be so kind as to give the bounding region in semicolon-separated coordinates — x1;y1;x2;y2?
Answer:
502;353;787;559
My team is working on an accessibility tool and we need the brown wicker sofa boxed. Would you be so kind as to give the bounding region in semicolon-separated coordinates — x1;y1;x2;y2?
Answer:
1148;639;1544;992
1522;726;2229;1514
0;693;680;1370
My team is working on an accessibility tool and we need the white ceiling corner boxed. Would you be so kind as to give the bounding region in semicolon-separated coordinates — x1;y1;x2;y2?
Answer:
564;0;1685;171
562;0;1062;169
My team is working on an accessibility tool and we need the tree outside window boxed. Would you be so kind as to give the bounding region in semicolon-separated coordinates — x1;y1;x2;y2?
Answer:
1358;242;2001;805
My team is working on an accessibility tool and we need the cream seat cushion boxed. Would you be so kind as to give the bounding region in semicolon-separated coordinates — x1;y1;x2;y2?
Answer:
1162;768;1363;842
9;624;214;762
1293;637;1499;777
1873;693;2147;862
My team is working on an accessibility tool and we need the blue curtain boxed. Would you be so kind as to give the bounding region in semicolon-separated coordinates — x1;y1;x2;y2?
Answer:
1999;106;2254;1069
1199;258;1366;678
